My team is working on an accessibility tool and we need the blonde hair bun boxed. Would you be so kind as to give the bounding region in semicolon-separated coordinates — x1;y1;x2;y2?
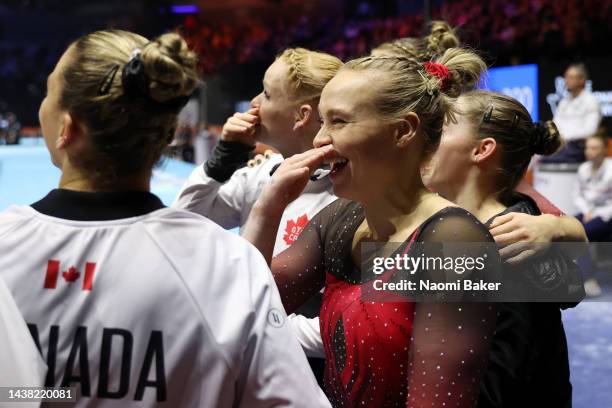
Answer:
58;29;199;187
426;21;460;56
141;32;199;103
435;47;487;97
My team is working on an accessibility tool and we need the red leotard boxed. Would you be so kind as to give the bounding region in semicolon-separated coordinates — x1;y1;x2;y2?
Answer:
271;199;499;407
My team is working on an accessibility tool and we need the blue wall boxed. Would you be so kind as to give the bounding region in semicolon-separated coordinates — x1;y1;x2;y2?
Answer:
481;64;539;121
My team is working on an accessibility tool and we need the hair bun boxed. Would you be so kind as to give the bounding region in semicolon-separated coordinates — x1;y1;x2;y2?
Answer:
140;32;199;103
531;120;562;155
434;47;486;97
426;21;460;55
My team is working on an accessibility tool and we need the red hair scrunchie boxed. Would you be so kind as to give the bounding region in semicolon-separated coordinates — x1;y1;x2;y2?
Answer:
422;61;452;92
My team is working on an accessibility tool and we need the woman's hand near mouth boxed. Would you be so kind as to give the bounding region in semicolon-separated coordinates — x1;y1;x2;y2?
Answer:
220;107;260;146
241;145;334;265
261;145;336;214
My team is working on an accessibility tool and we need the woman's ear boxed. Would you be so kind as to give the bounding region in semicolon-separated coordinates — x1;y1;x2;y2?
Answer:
473;137;497;163
396;112;420;148
293;104;314;131
56;112;85;150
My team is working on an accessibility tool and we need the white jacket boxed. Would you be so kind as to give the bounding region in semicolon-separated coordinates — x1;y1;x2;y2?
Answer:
0;192;330;407
173;153;337;256
0;276;46;408
173;153;331;357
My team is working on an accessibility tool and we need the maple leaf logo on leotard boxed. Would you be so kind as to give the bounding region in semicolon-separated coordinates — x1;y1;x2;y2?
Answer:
283;214;309;246
62;266;80;283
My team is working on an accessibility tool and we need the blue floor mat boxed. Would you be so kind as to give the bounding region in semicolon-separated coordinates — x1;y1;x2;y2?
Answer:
563;296;612;408
0;140;195;209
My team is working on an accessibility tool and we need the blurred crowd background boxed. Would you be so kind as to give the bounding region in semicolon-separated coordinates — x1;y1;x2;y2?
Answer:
2;0;611;130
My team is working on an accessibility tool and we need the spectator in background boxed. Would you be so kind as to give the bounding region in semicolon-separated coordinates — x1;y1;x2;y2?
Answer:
0;113;7;143
175;96;200;162
575;132;612;296
193;123;216;165
6;112;21;144
544;63;601;163
0;112;21;144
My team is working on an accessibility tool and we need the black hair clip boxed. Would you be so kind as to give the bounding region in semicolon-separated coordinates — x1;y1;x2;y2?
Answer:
483;106;494;122
98;65;119;95
121;48;191;111
511;113;520;129
122;50;150;99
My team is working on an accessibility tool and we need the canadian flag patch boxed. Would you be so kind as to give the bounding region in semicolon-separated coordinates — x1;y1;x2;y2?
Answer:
44;260;97;291
283;214;309;246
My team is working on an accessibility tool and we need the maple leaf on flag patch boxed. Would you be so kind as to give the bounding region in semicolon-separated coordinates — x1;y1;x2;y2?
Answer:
62;266;80;283
283;214;309;246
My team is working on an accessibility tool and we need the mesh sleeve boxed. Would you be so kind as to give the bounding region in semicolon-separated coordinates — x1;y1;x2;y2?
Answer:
406;209;500;407
270;199;348;314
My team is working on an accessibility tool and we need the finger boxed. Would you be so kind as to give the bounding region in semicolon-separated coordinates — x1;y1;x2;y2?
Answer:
274;167;311;192
286;150;329;173
277;167;310;181
488;213;515;229
280;149;328;172
284;148;324;162
224;124;249;134
228;117;256;129
489;221;519;238
505;249;537;265
498;241;531;260
235;112;259;123
492;229;526;246
286;145;334;164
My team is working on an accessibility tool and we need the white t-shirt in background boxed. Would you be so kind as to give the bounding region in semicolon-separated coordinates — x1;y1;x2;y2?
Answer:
553;90;601;142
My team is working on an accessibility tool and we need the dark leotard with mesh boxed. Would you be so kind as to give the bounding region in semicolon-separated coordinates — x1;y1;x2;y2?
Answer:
271;199;501;407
